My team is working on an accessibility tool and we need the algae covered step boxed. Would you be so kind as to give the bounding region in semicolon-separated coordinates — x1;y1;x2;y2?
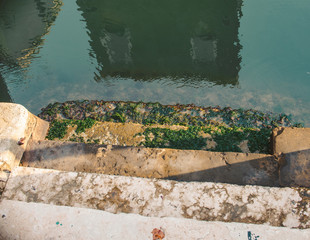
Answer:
38;100;303;154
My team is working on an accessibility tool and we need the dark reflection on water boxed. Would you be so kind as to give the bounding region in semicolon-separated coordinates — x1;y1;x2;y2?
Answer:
0;0;309;126
0;74;11;102
0;0;62;77
77;0;242;86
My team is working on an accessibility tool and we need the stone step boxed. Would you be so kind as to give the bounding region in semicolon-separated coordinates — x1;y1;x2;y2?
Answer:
273;127;310;187
2;167;310;229
0;199;309;240
1;103;310;238
21;140;279;186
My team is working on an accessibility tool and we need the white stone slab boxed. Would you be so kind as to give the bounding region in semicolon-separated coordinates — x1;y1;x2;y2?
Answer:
3;167;310;229
0;103;33;171
0;199;309;240
0;103;49;194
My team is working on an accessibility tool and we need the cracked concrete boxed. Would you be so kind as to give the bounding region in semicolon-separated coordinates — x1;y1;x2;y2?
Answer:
2;167;310;229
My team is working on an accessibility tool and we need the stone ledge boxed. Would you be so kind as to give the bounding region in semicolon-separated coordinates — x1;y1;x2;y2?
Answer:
0;103;49;196
273;127;310;154
273;127;310;187
0;103;49;172
0;103;33;172
2;167;310;229
21;140;279;186
0;200;309;240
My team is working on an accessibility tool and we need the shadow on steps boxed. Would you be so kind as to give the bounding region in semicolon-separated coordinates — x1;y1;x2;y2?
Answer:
21;139;280;187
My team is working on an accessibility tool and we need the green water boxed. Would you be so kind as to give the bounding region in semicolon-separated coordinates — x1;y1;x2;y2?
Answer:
0;0;309;125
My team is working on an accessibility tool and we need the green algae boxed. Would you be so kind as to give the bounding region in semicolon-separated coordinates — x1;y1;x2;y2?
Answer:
46;118;96;140
39;100;302;129
140;125;272;154
40;100;303;153
46;120;69;140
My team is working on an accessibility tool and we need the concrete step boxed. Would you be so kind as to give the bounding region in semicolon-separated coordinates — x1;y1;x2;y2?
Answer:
273;127;310;187
21;140;279;186
1;199;309;240
2;167;310;229
1;103;310;238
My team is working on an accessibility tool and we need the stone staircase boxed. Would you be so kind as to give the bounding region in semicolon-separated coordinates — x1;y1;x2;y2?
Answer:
21;140;279;186
1;103;310;239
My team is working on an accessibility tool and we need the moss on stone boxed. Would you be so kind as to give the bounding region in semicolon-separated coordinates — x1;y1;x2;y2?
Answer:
40;100;303;153
140;125;272;154
46;118;96;140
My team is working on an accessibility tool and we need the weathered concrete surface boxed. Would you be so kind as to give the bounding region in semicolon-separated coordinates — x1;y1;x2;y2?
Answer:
0;103;49;195
278;149;310;187
21;140;279;186
0;103;49;171
273;127;310;154
1;200;309;240
273;127;310;187
0;103;34;172
3;167;310;228
0;103;33;196
0;171;9;196
30;115;50;141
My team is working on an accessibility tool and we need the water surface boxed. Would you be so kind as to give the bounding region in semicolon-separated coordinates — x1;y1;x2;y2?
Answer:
0;0;309;125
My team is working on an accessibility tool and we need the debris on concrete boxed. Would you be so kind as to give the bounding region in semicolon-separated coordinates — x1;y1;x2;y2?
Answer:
1;199;309;240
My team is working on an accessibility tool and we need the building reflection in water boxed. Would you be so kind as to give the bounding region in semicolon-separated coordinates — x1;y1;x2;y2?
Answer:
0;0;62;101
77;0;243;86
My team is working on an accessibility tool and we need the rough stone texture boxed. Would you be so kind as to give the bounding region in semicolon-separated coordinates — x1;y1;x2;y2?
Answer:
0;171;10;196
21;140;279;186
0;103;49;171
0;103;33;172
278;150;310;187
0;103;49;195
273;127;310;187
3;167;310;229
273;127;310;154
31;115;50;141
1;200;309;240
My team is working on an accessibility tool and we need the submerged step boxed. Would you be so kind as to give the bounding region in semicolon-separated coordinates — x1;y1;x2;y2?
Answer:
41;100;302;154
1;200;309;240
21;140;279;186
2;167;310;229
